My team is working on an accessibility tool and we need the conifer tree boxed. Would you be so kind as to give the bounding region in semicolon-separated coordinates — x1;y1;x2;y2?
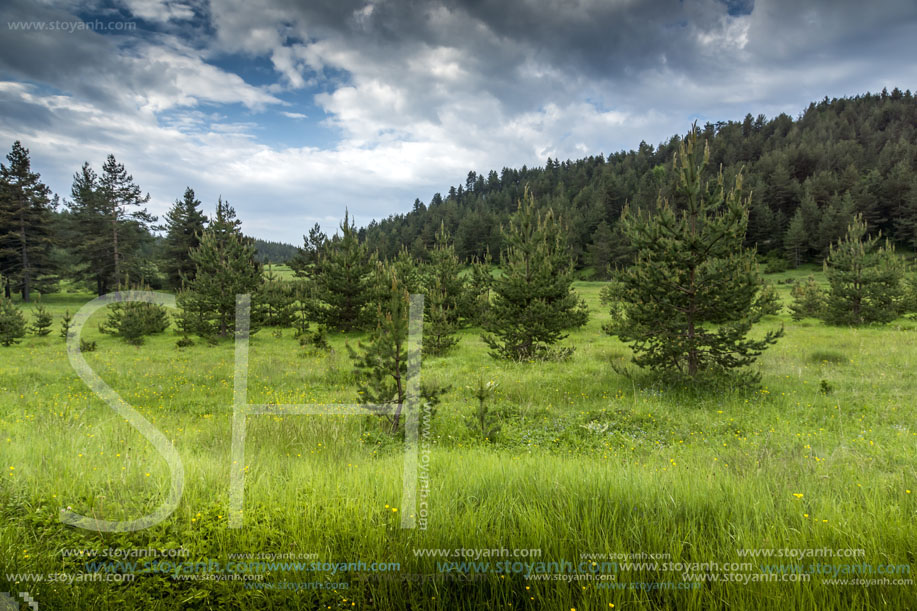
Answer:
421;223;463;354
29;299;53;336
606;127;782;379
0;297;26;346
60;309;72;340
182;198;262;338
423;275;460;356
783;208;808;267
313;211;375;332
482;188;588;360
348;270;411;432
256;268;296;328
348;269;446;432
459;250;493;327
67;163;111;295
822;214;904;325
424;223;465;325
588;220;615;279
97;155;155;288
788;276;826;321
163;187;207;289
0;141;55;302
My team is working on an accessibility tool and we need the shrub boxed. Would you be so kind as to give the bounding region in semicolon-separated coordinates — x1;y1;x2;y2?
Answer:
0;298;26;346
789;276;826;321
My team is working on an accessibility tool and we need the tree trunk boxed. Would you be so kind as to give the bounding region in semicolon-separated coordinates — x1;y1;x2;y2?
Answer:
112;212;120;288
20;215;30;302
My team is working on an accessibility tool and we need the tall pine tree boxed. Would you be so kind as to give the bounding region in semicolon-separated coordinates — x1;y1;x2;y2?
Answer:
163;187;207;289
97;154;155;288
606;127;782;380
312;211;376;332
181;198;262;338
0;141;55;301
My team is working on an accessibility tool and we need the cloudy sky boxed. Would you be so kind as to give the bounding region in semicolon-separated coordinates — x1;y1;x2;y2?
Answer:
1;0;915;243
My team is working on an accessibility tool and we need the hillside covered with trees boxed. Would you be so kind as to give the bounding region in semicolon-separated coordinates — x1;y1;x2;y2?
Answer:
360;89;917;275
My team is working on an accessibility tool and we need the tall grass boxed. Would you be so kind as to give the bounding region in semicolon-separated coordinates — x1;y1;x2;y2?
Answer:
1;269;915;609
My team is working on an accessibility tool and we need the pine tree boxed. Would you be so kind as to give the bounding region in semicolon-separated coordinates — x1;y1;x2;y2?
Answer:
606;127;782;380
99;283;170;345
482;188;588;360
67;163;112;295
458;250;492;327
313;211;376;332
423;275;460;356
163;187;207;289
0;297;26;346
97;155;155;288
822;214;904;325
783;208;808;267
182;198;262;338
289;223;328;279
348;270;411;433
0;142;55;302
60;309;72;340
424;223;465;320
587;220;615;279
788;276;826;321
421;223;463;354
29;299;53;336
256;268;296;328
348;269;446;432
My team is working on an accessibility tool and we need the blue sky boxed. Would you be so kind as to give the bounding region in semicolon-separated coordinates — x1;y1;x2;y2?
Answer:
1;0;916;243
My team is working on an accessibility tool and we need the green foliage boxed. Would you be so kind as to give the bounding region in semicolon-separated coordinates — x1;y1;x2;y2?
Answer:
822;215;904;325
423;275;460;357
299;325;331;352
482;189;588;360
362;92;917;271
466;377;500;442
457;250;493;327
99;288;170;346
67;155;154;295
29;299;53;336
606;127;782;380
0;141;55;302
162;187;207;290
79;338;96;352
422;224;462;355
181;199;262;338
587;220;615;279
752;281;782;317
311;212;376;332
59;309;72;340
0;296;26;346
348;270;411;433
788;276;826;321
256;269;296;328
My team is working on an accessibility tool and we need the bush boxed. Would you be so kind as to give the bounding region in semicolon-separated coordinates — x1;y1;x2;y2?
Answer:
100;294;170;345
0;298;26;346
30;300;53;336
789;276;826;321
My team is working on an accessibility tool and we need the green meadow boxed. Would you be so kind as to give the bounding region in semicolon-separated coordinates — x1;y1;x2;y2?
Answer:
1;267;915;610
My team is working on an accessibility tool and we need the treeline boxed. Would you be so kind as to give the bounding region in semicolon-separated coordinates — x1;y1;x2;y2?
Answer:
360;89;917;274
0;145;299;301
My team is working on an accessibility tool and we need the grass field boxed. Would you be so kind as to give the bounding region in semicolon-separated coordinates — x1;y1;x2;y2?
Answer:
1;267;915;609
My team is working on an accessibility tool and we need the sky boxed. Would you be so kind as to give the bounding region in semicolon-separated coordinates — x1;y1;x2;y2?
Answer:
1;0;916;243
